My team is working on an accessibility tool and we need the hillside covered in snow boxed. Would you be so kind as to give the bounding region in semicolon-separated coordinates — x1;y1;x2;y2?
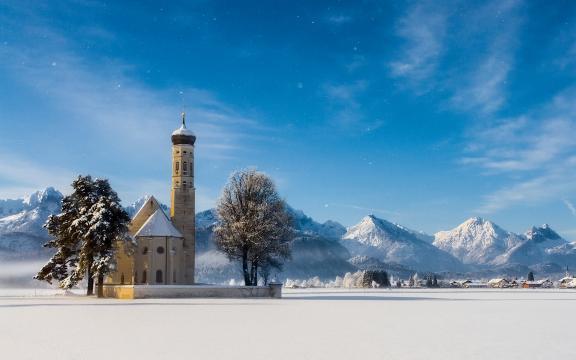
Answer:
342;215;464;272
434;217;525;265
2;189;576;282
0;188;62;260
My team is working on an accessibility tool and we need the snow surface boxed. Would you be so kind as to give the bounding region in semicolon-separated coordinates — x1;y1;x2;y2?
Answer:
0;288;575;360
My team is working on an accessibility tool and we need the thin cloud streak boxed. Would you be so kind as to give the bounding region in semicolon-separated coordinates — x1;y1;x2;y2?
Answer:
469;87;576;213
0;152;74;199
389;0;448;90
564;199;576;217
322;80;369;126
324;203;399;217
449;0;522;115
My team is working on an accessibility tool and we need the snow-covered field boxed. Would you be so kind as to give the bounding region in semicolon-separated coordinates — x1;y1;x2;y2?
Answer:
1;288;575;360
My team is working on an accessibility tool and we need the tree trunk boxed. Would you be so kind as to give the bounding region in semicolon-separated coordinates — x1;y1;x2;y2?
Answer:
87;254;94;296
249;261;258;286
87;271;94;296
97;274;104;298
242;251;251;286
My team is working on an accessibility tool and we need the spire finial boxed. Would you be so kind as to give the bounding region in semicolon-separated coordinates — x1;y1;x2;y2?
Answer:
181;112;186;127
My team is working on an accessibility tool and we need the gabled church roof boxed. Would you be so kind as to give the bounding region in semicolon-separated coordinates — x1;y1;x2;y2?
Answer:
134;209;183;238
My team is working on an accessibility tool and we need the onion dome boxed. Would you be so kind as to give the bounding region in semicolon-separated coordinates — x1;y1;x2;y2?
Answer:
171;113;196;145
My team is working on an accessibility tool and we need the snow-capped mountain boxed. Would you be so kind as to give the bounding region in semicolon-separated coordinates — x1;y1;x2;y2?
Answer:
342;215;464;272
125;195;169;218
4;189;576;280
287;206;346;239
545;242;576;268
492;225;568;266
0;188;63;259
433;217;524;265
491;224;576;269
195;209;219;252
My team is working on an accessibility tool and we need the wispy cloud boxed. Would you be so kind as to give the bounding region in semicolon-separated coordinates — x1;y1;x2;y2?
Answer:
389;1;448;89
564;199;576;217
477;169;576;214
0;41;258;161
0;3;266;204
0;152;74;199
324;203;399;217
390;0;522;114
467;87;576;213
450;0;522;115
322;80;368;126
325;14;353;25
450;53;512;114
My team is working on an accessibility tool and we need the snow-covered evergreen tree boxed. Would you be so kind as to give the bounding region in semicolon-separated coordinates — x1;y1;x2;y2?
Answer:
35;175;130;296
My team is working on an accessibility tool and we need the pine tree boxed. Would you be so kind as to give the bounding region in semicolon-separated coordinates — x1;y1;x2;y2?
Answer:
527;271;535;281
433;274;438;288
87;179;131;297
35;176;130;296
360;270;389;288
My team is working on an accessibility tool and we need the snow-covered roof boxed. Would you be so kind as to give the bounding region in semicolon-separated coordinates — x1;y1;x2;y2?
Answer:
524;279;552;285
488;278;507;283
172;124;195;137
134;209;183;238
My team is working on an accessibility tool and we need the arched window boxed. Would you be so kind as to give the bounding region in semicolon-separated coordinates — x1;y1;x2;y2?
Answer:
120;273;125;285
183;162;187;171
157;246;165;254
175;161;180;174
142;247;148;255
142;270;147;284
156;270;163;284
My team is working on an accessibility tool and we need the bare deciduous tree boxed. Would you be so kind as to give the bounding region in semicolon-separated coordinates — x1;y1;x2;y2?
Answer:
214;169;293;286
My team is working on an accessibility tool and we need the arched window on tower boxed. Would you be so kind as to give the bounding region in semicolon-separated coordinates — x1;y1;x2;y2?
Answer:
175;161;180;175
156;270;163;284
183;161;188;175
142;270;147;284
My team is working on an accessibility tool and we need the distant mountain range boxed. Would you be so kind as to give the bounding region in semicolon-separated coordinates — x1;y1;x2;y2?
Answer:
2;188;576;283
0;188;62;260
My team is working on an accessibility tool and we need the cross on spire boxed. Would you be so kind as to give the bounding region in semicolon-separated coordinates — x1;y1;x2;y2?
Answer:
181;112;186;127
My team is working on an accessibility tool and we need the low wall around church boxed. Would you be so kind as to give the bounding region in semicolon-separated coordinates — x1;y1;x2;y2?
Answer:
102;283;282;299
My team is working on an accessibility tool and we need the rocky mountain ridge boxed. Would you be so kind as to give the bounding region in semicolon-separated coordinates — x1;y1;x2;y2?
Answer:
2;189;576;281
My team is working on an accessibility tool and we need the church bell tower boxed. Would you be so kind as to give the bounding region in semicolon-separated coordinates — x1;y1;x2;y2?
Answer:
170;113;196;284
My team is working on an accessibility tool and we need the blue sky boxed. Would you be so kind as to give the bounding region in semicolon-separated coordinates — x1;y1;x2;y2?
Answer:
1;0;576;238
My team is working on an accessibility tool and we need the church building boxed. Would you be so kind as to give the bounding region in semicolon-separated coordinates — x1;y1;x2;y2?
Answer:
106;114;196;285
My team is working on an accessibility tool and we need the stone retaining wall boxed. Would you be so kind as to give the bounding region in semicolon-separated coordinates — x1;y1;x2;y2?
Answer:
102;283;282;299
